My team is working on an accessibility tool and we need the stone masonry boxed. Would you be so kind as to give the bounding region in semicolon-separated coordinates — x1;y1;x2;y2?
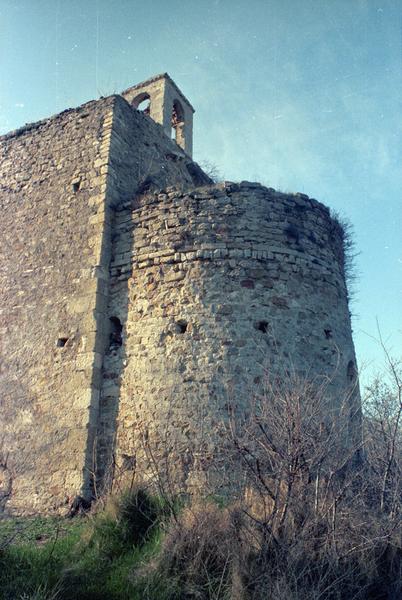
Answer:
102;183;360;493
0;75;359;514
121;73;194;156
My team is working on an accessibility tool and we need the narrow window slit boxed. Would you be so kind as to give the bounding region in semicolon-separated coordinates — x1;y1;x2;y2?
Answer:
109;316;123;349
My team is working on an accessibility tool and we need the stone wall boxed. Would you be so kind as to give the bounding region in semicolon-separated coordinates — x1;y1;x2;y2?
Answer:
0;85;359;512
0;93;209;513
121;73;194;156
0;97;114;513
102;181;360;492
106;95;204;208
95;95;210;488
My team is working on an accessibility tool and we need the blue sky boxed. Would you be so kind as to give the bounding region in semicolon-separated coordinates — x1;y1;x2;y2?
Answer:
0;0;401;385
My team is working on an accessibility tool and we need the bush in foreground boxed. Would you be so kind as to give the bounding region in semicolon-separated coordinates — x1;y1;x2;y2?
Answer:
0;482;401;599
0;356;400;599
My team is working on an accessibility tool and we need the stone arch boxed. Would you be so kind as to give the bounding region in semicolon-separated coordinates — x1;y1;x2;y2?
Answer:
132;92;151;114
171;99;185;146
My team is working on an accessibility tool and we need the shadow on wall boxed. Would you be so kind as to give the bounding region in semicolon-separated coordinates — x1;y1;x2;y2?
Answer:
91;207;132;498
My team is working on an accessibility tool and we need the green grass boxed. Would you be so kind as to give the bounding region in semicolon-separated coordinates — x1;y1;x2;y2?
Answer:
0;515;82;546
4;489;398;600
0;530;159;600
0;490;179;600
55;529;165;600
0;519;84;600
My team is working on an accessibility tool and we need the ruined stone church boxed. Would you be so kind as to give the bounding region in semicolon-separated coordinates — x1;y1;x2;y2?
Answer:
0;74;359;514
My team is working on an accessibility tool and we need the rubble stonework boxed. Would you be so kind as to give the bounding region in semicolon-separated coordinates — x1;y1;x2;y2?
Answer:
102;183;360;493
0;77;359;514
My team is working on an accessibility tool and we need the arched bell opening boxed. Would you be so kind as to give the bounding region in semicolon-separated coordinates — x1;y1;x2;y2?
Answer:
132;92;151;115
171;99;185;147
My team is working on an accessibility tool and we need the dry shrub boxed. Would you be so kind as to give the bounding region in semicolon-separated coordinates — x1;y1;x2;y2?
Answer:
131;350;401;599
244;529;402;600
134;496;401;599
141;501;247;600
221;362;402;599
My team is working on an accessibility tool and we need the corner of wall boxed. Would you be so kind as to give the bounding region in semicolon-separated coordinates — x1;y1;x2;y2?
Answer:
77;98;119;500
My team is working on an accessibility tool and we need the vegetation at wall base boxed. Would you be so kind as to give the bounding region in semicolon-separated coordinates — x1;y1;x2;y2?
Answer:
0;488;165;600
1;485;400;599
0;359;400;599
0;500;402;600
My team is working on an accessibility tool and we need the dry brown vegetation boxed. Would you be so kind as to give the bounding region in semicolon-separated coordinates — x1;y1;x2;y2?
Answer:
1;351;400;599
136;351;401;599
